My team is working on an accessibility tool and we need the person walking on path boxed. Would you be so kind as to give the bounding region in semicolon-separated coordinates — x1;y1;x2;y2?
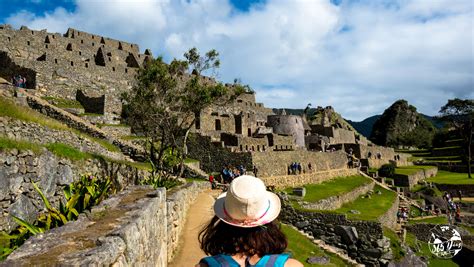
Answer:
196;175;303;267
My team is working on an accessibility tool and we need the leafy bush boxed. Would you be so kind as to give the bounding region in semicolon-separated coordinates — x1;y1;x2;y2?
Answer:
379;164;395;177
0;175;114;260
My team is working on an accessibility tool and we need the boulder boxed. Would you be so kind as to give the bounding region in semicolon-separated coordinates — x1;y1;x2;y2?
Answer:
306;256;330;265
334;225;358;245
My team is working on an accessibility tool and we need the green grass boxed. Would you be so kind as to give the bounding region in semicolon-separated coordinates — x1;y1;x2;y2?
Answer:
408;216;448;225
0;136;42;153
395;165;437;176
289;175;371;203
432;146;462;151
45;143;95;161
460;224;474;235
405;232;459;267
281;224;350;267
427;170;473;184
184;158;199;164
96;123;130;128
0;96;121;154
335;185;397;220
78;113;103;117
383;227;404;261
0;96;70;131
41;96;83;109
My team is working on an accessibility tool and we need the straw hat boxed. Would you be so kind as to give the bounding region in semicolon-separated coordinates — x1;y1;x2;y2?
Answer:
214;175;281;228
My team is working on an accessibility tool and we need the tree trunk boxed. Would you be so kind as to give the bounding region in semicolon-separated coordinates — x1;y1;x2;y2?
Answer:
178;127;192;178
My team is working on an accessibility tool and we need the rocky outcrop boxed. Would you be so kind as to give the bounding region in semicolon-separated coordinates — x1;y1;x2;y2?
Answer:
370;100;436;148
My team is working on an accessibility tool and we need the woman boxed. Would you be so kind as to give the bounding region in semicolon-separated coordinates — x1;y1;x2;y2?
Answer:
196;175;303;267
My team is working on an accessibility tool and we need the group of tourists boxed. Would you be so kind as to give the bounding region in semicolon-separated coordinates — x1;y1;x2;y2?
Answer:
397;207;409;222
443;191;462;225
12;74;26;88
220;165;246;184
288;162;302;175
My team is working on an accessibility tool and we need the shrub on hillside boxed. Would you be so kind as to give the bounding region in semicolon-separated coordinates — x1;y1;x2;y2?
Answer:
379;164;395;177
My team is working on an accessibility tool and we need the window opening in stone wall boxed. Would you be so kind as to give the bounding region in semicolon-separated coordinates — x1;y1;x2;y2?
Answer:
55;59;58;64
112;67;115;72
252;146;255;151
45;44;48;48
79;51;82;55
126;53;140;68
107;52;112;56
257;145;260;151
31;31;34;35
85;63;88;68
67;43;73;51
52;35;55;39
295;118;298;123
7;37;10;42
145;49;152;55
118;42;123;50
248;128;251;137
44;36;50;43
71;61;74;66
27;41;30;46
245;145;248;151
247;113;250;118
92;42;95;46
36;53;46;61
92;35;94;39
131;44;134;48
77;32;80;36
108;57;111;62
125;68;128;73
263;145;266;151
234;115;242;134
215;119;221;131
81;40;83;44
95;47;106;66
240;145;243;151
100;37;105;44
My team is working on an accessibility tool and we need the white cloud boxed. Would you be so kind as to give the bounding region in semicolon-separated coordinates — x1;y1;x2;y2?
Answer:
4;0;473;120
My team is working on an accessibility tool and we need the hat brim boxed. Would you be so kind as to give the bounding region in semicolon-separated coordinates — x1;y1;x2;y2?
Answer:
214;191;281;228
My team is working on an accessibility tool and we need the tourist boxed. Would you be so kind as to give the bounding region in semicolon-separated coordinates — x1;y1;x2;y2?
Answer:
253;165;258;177
196;175;303;267
458;190;462;201
209;175;216;189
296;162;302;174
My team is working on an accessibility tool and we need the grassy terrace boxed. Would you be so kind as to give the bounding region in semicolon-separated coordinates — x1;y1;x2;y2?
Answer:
0;136;151;171
427;170;473;184
281;224;350;267
286;175;371;203
408;216;448;225
405;232;459;267
0;96;120;153
334;185;396;220
394;165;436;176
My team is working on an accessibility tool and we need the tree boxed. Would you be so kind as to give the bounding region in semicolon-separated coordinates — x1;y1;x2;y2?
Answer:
184;47;220;76
439;98;474;178
122;48;245;178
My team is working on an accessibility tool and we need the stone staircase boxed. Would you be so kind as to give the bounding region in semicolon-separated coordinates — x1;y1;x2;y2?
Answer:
14;88;145;162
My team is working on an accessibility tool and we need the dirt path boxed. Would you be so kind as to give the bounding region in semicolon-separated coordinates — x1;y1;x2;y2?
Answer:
168;189;219;267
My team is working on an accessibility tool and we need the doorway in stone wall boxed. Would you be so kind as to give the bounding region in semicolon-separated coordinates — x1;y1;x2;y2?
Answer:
215;119;221;131
247;128;251;137
234;115;242;134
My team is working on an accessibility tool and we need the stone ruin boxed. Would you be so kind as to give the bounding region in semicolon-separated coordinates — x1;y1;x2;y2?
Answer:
0;24;152;124
0;24;406;173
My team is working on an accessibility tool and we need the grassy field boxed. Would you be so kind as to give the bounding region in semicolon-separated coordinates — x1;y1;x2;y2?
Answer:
288;175;371;203
0;96;120;153
334;185;397;220
0;137;151;171
281;224;350;267
395;165;437;176
408;216;448;225
382;227;404;261
427;171;473;184
41;96;83;109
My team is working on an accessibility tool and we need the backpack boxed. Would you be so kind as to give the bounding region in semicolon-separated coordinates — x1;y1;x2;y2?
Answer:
200;254;290;267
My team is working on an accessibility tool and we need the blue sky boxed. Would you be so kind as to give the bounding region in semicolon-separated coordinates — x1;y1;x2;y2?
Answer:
0;0;472;121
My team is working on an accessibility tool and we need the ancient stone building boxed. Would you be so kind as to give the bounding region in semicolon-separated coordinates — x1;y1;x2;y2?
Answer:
0;24;152;124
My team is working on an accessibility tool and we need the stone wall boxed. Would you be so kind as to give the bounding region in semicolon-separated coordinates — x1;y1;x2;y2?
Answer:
394;167;437;188
377;195;399;230
0;147;148;232
0;116;127;161
252;150;349;177
2;186;168;266
260;168;359;189
0;25;147;119
435;184;474;197
100;125;132;138
187;134;253;172
302;181;375;210
166;181;209;262
267;115;305;148
279;195;394;266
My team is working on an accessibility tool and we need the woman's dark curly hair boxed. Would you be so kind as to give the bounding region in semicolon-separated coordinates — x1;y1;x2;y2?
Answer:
198;216;288;257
